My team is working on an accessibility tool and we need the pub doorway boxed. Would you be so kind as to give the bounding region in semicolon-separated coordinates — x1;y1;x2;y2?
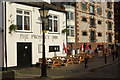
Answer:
17;42;32;68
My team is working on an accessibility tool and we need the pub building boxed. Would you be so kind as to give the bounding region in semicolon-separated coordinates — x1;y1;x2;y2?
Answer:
0;1;67;68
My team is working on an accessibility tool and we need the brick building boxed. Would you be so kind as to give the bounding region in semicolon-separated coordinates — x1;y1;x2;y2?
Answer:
74;2;115;53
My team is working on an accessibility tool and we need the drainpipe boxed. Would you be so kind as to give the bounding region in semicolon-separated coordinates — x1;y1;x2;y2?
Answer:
66;11;68;56
103;3;106;64
1;1;4;71
4;1;7;71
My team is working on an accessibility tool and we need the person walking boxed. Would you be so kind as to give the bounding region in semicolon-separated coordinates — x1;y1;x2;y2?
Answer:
85;53;88;68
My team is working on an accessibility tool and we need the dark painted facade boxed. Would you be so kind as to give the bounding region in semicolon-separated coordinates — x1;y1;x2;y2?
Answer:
114;2;120;43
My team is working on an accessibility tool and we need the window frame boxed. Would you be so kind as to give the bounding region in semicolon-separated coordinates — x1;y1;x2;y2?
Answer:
67;11;74;20
98;32;102;37
108;21;112;30
38;44;42;53
107;11;111;19
82;32;87;36
90;18;95;27
81;2;87;10
108;33;112;42
48;14;59;33
67;26;75;37
90;30;95;42
49;46;60;52
98;20;102;25
97;7;102;15
82;17;87;22
89;5;94;14
107;2;112;9
16;9;31;32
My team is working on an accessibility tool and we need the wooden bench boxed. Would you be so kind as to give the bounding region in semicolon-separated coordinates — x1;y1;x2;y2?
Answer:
72;54;85;64
51;58;61;69
65;56;73;67
79;56;85;63
36;58;52;68
37;56;66;69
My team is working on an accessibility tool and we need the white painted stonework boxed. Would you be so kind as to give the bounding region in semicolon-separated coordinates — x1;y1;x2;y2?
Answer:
3;2;66;67
63;5;75;43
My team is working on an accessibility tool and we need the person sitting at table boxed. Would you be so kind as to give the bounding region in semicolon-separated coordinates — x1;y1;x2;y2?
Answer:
88;48;93;58
88;48;92;55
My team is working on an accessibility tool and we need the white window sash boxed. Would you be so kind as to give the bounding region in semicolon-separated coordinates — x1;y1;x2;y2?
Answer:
16;9;31;32
49;15;59;33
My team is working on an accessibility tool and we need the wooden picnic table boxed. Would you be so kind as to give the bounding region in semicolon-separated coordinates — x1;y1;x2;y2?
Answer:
37;56;66;69
36;54;88;69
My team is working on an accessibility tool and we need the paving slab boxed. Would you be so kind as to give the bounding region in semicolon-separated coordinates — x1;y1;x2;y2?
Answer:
14;54;118;80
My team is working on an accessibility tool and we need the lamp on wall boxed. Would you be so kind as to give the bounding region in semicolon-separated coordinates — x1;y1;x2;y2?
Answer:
39;9;49;18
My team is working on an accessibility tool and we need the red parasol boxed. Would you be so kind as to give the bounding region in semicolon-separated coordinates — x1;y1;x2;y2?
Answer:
81;44;84;52
86;43;89;50
63;42;67;53
67;44;70;50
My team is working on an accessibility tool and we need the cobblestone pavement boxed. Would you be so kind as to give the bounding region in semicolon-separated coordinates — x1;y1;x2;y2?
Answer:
14;54;118;80
59;58;119;79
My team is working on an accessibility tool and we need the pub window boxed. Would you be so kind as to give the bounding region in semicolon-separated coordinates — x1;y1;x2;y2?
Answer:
82;17;87;22
54;20;57;32
108;33;112;42
49;19;52;31
90;18;95;27
83;32;87;36
98;33;102;37
16;9;31;31
49;46;60;52
91;31;95;42
90;5;94;14
38;44;42;53
98;20;101;24
82;2;87;10
107;11;111;19
108;22;111;30
49;15;58;32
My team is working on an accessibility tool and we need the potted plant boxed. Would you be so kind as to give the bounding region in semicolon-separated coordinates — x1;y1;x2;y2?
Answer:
2;70;15;80
9;24;18;34
62;29;68;34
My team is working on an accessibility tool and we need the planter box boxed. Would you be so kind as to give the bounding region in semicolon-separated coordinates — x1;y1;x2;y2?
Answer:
2;71;15;80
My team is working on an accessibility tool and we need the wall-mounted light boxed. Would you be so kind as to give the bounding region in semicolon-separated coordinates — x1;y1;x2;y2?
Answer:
38;8;49;18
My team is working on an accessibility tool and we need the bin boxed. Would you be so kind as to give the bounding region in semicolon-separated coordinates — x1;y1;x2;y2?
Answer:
98;51;103;57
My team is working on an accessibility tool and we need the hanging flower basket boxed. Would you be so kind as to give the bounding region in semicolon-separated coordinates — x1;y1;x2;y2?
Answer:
9;24;18;33
62;29;68;34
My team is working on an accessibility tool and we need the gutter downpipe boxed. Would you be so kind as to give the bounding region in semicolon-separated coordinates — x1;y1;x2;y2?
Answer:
66;10;68;57
1;1;4;71
103;3;106;64
4;1;7;71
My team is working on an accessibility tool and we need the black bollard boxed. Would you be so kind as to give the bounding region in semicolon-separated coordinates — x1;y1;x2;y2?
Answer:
105;54;107;64
112;52;114;61
85;57;88;68
115;51;118;58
